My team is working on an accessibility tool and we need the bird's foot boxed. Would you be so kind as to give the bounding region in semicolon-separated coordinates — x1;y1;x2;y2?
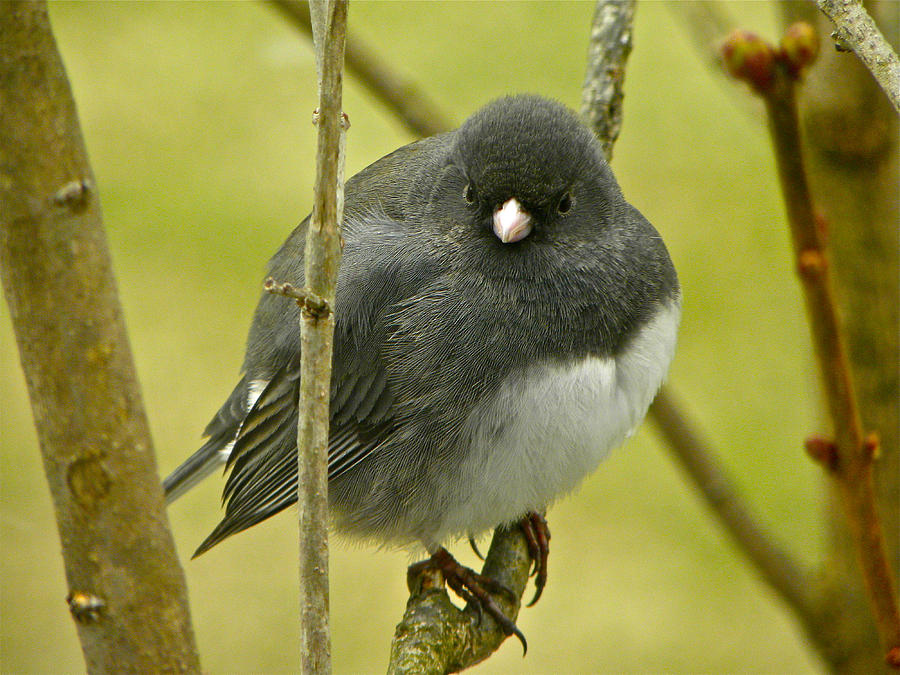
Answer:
519;511;550;606
409;547;527;652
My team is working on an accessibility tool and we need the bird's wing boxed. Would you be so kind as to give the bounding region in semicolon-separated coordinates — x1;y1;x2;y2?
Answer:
192;326;398;556
191;364;302;556
167;134;453;555
189;297;403;557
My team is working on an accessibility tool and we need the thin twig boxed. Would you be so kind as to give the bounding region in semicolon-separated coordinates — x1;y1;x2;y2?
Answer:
815;0;900;114
720;24;900;663
764;62;900;667
297;1;348;673
267;0;451;137
264;277;330;317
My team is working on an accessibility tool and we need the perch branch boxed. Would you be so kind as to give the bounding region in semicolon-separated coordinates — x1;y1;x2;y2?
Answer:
294;1;348;672
815;0;900;114
267;0;451;137
0;2;200;672
722;24;900;665
388;527;532;674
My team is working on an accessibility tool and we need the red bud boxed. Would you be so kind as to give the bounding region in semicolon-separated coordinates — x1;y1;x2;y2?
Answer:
781;22;819;76
721;29;776;93
805;434;839;472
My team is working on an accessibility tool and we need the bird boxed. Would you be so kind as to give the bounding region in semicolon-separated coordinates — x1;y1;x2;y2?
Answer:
164;94;680;646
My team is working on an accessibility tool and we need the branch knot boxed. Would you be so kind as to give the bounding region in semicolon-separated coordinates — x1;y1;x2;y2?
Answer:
264;277;332;319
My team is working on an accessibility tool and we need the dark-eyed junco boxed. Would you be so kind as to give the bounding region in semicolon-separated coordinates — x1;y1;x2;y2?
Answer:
165;94;680;643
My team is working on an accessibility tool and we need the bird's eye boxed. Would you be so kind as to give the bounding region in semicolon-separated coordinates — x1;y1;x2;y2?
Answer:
557;192;573;215
464;183;477;205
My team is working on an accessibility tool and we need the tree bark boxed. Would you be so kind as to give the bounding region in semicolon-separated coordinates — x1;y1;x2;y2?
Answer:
0;2;200;673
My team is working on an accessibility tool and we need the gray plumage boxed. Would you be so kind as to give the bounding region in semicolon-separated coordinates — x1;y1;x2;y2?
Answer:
164;95;680;557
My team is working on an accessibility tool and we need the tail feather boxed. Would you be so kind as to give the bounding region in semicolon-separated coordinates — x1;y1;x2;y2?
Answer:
163;437;229;503
164;375;250;503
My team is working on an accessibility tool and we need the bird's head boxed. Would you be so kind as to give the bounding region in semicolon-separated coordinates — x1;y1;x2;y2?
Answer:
435;95;621;250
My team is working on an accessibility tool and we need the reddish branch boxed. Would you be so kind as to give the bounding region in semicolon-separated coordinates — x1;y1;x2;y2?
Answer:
723;24;900;666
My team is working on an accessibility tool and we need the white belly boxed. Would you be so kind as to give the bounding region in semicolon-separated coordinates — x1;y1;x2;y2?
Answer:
432;299;680;543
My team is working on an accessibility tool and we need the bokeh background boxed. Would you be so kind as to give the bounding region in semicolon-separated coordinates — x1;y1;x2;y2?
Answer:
2;2;827;672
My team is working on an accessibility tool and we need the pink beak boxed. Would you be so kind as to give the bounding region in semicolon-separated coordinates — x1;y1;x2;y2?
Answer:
492;198;532;243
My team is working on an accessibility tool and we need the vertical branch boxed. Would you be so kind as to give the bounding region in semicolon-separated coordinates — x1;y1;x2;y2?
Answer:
0;2;200;673
580;0;635;161
764;70;900;666
782;1;900;669
296;1;347;672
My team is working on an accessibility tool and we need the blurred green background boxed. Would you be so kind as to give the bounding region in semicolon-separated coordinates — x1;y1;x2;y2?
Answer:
1;2;827;673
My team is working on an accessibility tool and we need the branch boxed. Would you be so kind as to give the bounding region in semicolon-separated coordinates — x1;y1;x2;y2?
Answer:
0;2;200;672
267;0;452;137
648;390;824;642
580;0;635;161
293;1;348;672
816;0;900;114
723;24;900;666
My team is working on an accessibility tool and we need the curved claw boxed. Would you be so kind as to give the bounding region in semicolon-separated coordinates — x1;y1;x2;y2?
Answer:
520;512;551;607
418;547;528;654
468;536;485;561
